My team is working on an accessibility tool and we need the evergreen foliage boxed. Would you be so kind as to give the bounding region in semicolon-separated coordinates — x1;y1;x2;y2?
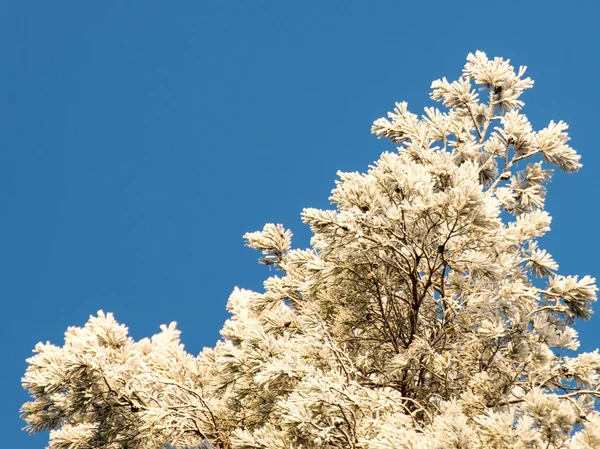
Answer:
22;52;600;449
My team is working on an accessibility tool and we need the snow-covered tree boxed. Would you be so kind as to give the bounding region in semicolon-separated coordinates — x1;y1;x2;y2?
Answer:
22;51;600;449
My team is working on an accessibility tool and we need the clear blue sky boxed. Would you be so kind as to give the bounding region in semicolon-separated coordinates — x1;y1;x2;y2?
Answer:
2;2;599;447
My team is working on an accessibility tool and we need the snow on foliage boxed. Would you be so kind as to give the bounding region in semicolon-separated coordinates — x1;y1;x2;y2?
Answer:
22;51;599;449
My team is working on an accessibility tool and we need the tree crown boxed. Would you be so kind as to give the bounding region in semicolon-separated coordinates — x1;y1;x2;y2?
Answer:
22;51;600;449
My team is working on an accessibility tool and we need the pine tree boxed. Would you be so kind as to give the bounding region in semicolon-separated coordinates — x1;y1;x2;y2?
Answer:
22;52;600;449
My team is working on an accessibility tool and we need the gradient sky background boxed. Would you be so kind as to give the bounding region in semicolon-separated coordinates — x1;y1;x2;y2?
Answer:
2;2;599;447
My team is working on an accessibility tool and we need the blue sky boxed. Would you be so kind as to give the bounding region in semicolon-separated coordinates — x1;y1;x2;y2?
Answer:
2;2;599;447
